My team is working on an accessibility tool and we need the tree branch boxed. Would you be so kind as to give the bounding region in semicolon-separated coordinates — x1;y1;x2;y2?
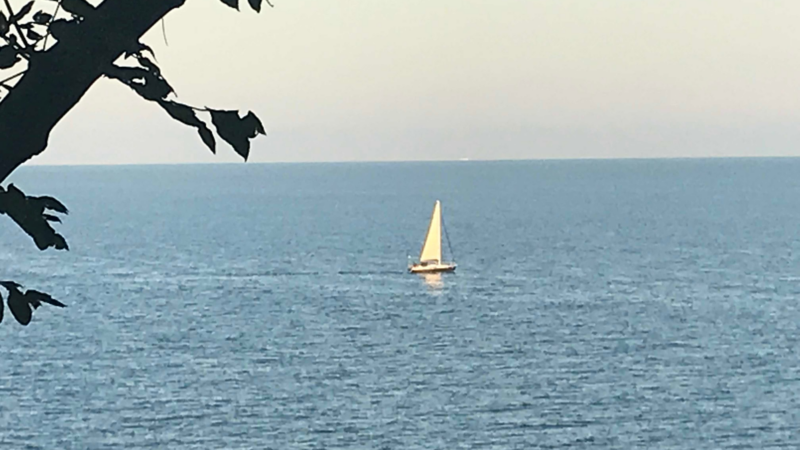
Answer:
3;0;31;49
0;0;186;183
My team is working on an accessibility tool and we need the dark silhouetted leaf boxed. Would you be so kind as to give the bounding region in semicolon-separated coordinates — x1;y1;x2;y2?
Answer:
138;56;160;76
26;28;42;41
106;65;174;101
53;233;68;250
209;109;266;161
27;290;66;308
132;78;172;100
0;282;65;326
0;184;69;251
0;281;20;291
0;46;18;69
60;0;95;18
219;0;239;10
32;11;52;24
124;41;156;60
0;291;3;324
48;19;77;41
0;12;8;35
158;100;199;125
242;111;266;135
198;127;215;153
105;65;147;84
10;1;34;24
139;43;155;58
158;100;216;154
209;110;247;159
7;292;31;325
30;195;69;214
248;0;262;12
42;213;61;222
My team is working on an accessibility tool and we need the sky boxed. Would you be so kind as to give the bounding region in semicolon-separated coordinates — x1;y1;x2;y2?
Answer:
26;0;800;164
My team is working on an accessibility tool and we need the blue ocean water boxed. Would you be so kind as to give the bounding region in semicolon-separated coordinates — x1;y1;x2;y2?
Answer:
2;159;800;448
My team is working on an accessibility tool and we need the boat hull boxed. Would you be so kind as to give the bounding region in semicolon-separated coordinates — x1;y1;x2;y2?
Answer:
408;263;457;274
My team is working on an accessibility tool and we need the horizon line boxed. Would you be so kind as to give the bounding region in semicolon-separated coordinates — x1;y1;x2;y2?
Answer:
19;154;800;168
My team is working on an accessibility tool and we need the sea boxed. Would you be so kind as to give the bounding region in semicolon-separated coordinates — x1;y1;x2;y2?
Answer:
1;158;800;449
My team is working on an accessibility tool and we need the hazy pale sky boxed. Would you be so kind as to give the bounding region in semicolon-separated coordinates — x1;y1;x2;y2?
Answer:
30;1;800;164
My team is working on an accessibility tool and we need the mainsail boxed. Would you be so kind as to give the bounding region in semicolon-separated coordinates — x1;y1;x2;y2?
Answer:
418;200;442;263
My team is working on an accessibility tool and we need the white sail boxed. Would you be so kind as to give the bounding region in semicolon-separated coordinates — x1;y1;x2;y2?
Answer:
419;200;442;263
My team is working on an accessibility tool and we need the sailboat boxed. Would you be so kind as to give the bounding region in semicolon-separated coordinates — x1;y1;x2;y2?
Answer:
408;200;457;274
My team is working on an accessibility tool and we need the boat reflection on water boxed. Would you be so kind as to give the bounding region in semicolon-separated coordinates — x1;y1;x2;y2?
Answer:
421;273;443;290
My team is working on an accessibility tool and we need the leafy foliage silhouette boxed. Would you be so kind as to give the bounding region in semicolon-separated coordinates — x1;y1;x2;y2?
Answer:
0;0;269;325
0;281;66;325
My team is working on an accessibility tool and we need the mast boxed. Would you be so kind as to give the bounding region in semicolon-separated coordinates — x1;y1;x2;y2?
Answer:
441;205;455;262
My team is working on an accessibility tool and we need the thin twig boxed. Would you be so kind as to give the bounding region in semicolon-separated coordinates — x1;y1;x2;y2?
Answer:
42;0;62;50
265;0;274;7
3;0;31;49
161;18;168;46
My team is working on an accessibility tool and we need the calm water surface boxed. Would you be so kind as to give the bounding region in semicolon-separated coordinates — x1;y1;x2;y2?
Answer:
2;159;800;448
